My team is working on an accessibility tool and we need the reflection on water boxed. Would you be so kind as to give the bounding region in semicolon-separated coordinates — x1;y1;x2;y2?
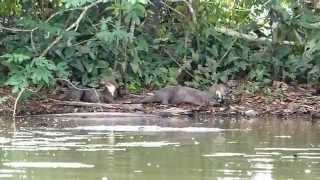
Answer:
0;116;318;180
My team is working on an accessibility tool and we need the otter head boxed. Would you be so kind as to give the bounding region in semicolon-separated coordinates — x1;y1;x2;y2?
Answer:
208;84;229;105
100;79;118;97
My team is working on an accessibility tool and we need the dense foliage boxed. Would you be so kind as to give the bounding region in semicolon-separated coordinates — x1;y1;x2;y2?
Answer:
0;0;320;93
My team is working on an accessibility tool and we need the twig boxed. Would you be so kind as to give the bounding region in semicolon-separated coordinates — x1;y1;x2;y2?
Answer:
0;25;33;32
12;88;26;132
164;49;194;79
184;0;197;24
45;7;83;23
215;26;295;46
0;6;83;33
70;38;95;47
160;1;186;18
300;104;314;111
12;88;25;118
129;21;136;42
167;0;271;12
56;78;93;91
39;0;103;57
30;30;37;53
219;37;238;62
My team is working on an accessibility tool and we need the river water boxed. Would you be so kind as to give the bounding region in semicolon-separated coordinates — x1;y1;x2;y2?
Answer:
0;115;319;180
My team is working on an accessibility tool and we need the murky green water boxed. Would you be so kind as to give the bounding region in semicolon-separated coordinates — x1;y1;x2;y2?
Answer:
0;115;319;180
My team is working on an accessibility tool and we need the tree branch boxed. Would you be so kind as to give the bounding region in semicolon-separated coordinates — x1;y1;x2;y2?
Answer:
39;0;103;57
215;27;295;46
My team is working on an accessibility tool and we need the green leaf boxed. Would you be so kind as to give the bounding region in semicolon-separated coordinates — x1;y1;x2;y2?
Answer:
128;0;148;4
130;61;140;74
96;60;109;69
82;60;94;73
56;62;70;78
32;58;56;71
5;73;28;93
135;38;149;52
97;31;114;43
237;61;249;71
70;60;85;72
62;0;96;8
31;67;53;85
1;53;30;64
125;3;146;24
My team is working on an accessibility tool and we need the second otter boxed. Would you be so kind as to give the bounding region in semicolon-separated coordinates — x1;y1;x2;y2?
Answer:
140;86;219;106
54;79;116;103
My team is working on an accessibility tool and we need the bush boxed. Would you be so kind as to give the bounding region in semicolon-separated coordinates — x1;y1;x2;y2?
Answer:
0;0;319;93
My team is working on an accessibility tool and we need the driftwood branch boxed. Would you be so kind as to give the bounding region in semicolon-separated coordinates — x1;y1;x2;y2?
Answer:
50;99;144;111
26;112;157;118
49;99;194;117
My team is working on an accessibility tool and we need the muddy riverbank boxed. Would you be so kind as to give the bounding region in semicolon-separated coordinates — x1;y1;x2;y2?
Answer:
1;81;319;120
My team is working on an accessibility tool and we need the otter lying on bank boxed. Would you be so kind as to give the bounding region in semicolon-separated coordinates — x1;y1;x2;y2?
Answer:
54;79;117;103
140;85;227;106
55;87;114;103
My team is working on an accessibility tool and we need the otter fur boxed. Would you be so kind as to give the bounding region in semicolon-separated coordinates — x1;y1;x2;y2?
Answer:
55;87;83;101
55;86;110;103
140;86;215;106
82;88;113;103
208;84;229;103
100;79;118;97
54;79;115;103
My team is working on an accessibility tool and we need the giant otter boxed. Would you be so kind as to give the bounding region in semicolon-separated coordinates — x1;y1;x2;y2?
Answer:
54;79;116;103
55;86;111;103
140;86;218;106
82;88;114;103
55;87;83;101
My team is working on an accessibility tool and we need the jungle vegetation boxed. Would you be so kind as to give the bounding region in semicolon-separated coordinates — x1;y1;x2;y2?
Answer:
0;0;320;94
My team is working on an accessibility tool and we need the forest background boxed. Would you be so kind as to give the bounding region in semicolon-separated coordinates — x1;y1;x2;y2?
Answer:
0;0;319;98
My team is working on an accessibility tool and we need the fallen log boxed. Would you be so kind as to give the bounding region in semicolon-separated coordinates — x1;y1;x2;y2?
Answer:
24;112;157;118
49;99;144;111
15;99;214;118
